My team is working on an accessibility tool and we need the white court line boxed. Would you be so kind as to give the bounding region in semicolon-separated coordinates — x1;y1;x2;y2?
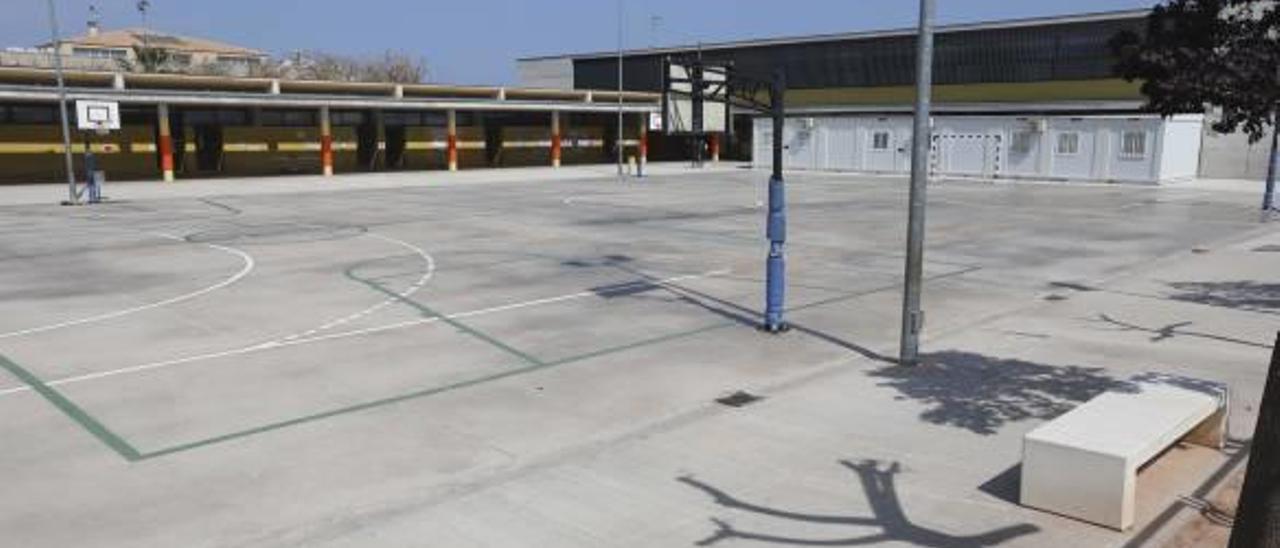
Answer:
0;234;255;340
278;233;436;343
0;268;731;397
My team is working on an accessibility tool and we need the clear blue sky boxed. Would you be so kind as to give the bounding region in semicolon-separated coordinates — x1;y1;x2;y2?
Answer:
7;0;1161;85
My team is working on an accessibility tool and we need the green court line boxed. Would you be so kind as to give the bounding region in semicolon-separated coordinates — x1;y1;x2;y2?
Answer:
137;321;735;460
0;354;142;462
8;265;962;462
345;266;546;367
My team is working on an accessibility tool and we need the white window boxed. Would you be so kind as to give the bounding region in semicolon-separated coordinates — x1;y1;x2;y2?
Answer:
1120;131;1147;159
1011;131;1036;154
871;131;891;150
1055;132;1080;156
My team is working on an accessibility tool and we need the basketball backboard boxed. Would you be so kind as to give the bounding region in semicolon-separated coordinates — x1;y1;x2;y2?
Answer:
662;61;729;135
76;100;121;132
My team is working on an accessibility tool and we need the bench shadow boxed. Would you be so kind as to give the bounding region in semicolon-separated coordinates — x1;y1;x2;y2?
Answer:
977;464;1022;505
681;460;1039;547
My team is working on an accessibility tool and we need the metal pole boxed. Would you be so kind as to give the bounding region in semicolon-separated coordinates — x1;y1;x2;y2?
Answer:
616;0;625;179
1264;112;1277;212
47;0;77;206
763;69;787;333
899;0;935;366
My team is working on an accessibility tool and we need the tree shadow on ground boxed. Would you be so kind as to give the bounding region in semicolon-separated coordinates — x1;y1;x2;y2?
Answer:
1093;313;1273;350
1166;281;1280;312
867;352;1140;436
868;351;1231;436
681;460;1039;546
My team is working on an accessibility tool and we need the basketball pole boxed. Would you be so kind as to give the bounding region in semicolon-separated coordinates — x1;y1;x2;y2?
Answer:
762;68;788;333
899;0;935;366
46;0;78;206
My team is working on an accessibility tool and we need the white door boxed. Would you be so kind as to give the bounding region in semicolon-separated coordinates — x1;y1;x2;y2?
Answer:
864;125;898;172
826;118;857;171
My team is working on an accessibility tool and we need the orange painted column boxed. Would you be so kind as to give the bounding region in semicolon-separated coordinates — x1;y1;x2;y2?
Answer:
157;103;175;182
551;111;562;168
709;133;721;163
638;115;648;167
446;109;458;172
320;105;334;177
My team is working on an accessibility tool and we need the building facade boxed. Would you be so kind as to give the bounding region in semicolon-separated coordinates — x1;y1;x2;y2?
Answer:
518;10;1252;183
0;69;656;184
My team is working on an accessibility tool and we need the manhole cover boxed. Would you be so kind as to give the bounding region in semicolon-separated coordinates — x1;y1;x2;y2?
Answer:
716;391;764;408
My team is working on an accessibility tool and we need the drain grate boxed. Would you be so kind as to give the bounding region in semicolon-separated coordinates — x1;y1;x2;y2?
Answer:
716;391;764;408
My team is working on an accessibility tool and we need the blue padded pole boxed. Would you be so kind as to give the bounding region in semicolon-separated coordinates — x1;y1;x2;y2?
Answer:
763;69;788;333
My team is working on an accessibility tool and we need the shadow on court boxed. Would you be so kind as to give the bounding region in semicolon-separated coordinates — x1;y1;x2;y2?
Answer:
681;460;1039;546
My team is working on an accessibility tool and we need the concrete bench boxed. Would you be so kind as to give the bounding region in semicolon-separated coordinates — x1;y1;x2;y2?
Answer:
1020;383;1228;530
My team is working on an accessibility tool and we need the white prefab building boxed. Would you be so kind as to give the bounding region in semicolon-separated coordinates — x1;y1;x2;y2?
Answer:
752;113;1205;184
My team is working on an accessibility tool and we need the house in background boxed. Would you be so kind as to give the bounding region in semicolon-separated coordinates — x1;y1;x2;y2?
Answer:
0;19;268;76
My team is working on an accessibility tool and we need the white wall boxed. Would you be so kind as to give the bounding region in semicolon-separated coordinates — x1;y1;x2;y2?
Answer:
754;113;1197;184
516;58;575;90
1159;115;1205;180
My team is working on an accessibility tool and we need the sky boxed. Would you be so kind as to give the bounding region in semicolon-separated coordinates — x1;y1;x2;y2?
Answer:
5;0;1162;85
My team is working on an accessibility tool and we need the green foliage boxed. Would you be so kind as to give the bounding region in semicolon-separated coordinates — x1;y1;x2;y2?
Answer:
1111;0;1279;142
117;44;174;74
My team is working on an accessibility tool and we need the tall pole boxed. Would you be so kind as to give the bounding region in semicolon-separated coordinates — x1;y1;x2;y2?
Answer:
616;0;625;179
899;0;935;366
1264;111;1277;212
47;0;77;206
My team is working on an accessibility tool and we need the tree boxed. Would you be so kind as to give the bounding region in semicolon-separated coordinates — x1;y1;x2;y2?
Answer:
285;50;428;84
1111;0;1279;210
117;44;175;73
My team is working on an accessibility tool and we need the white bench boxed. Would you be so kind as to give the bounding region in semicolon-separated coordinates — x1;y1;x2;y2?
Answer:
1020;383;1228;530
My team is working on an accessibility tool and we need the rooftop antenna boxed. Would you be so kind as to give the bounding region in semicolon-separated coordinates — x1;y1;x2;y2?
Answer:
136;0;151;51
88;4;101;36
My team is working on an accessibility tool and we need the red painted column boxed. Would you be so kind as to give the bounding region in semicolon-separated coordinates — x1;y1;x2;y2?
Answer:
320;105;333;177
639;116;648;167
157;103;174;182
447;109;458;172
551;111;562;168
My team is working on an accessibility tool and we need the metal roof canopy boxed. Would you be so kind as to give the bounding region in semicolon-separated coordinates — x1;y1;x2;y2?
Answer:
519;9;1149;62
781;100;1150;116
0;67;659;114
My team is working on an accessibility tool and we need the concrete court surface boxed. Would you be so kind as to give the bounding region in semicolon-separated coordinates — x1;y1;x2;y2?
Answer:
0;164;1276;547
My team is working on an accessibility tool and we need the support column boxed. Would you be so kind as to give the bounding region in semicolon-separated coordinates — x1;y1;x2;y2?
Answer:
710;133;721;163
638;114;648;174
157;103;174;182
447;110;459;171
374;110;386;170
320;105;333;177
551;111;562;168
